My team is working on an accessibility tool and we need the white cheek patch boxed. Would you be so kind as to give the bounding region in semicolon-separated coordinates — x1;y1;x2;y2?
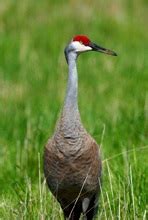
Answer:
72;41;92;52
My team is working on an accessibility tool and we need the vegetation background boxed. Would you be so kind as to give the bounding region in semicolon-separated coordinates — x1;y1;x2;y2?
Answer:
0;0;147;219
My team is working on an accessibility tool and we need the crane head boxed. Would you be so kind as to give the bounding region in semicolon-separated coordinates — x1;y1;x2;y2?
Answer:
69;35;117;56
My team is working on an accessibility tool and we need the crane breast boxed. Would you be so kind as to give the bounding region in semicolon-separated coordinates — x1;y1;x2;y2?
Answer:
44;135;101;196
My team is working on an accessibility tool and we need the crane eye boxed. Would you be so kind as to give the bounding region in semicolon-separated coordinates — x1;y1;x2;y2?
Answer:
79;41;83;45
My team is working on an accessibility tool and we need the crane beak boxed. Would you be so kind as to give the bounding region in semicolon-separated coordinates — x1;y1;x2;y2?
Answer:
90;42;117;56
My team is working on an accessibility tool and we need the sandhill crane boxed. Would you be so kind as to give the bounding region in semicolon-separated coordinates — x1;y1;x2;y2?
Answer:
44;35;117;220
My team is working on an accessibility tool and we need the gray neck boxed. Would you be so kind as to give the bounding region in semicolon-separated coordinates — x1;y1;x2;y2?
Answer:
55;49;84;138
64;51;78;110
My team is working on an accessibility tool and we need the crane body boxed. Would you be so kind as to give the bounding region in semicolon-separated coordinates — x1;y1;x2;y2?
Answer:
44;35;117;220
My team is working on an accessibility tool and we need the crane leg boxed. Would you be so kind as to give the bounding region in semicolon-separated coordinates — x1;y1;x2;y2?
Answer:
84;195;99;220
63;201;82;220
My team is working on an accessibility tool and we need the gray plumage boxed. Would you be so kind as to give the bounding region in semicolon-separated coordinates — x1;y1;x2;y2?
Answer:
44;35;116;219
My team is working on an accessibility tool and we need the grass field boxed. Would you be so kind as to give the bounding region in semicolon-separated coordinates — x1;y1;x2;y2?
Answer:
0;0;148;219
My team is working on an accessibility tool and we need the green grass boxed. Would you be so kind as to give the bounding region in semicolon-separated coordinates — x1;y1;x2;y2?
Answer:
0;0;148;219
